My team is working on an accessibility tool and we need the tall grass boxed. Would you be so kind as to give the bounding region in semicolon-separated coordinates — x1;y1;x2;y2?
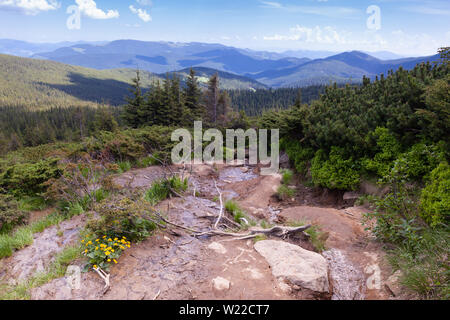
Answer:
225;200;255;228
387;228;449;300
145;176;188;205
281;169;294;185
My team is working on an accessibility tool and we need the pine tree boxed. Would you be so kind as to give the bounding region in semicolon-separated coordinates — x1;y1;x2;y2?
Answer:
169;74;184;125
123;70;144;128
184;68;204;120
294;88;302;108
217;91;232;127
205;73;219;125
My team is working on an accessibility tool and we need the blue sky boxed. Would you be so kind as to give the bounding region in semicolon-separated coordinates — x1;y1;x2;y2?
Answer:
0;0;449;55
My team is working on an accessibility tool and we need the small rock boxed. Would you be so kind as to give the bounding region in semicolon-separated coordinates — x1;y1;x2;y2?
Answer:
385;270;403;297
208;242;227;254
241;167;249;173
212;277;230;291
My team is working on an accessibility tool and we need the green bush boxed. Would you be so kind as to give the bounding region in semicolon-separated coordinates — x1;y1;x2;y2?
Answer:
363;188;423;251
420;162;450;227
17;196;47;212
398;143;445;181
362;127;402;178
117;161;132;173
0;158;61;196
281;169;294;185
280;138;314;175
0;193;28;233
276;185;295;201
87;197;160;243
311;148;361;190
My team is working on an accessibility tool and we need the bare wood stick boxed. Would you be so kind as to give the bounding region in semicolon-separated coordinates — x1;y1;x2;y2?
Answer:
195;224;312;239
93;267;110;295
153;290;161;300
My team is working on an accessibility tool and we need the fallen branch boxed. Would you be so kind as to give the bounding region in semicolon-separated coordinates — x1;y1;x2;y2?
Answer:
93;267;110;295
195;224;312;240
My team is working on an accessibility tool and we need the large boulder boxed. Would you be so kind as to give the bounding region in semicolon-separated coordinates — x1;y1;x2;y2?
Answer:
254;240;329;293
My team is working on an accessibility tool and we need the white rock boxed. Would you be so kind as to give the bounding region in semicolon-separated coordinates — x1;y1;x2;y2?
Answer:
254;240;329;293
212;277;230;291
208;242;227;254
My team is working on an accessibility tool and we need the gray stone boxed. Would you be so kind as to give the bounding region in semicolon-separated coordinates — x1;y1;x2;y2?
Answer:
254;240;329;293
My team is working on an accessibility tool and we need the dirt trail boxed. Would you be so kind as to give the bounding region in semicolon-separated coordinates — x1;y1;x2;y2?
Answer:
2;162;396;300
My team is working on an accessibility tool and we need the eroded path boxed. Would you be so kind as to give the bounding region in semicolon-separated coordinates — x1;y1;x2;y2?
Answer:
3;163;397;300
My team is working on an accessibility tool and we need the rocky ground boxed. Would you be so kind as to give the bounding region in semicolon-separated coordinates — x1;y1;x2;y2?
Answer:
1;161;407;300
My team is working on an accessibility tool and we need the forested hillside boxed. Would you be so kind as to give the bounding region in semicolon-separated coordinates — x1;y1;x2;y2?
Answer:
0;55;265;111
227;86;326;116
0;54;161;109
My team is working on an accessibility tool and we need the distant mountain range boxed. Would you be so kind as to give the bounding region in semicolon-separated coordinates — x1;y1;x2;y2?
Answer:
0;39;440;88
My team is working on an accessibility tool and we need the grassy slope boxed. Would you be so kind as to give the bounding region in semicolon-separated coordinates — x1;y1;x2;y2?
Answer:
0;54;161;110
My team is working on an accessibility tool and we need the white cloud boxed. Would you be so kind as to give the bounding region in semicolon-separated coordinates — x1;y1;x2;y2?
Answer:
403;6;450;16
258;0;359;18
75;0;119;19
260;1;282;9
0;0;59;15
264;25;347;44
136;0;152;6
129;5;151;22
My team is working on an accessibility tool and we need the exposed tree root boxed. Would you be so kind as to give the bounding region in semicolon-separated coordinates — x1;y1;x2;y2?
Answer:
93;267;110;295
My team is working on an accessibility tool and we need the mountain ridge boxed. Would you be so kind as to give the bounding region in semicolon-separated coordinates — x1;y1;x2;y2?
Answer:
0;39;440;88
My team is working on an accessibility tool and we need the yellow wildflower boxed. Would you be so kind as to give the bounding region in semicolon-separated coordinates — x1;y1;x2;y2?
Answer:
113;259;118;264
